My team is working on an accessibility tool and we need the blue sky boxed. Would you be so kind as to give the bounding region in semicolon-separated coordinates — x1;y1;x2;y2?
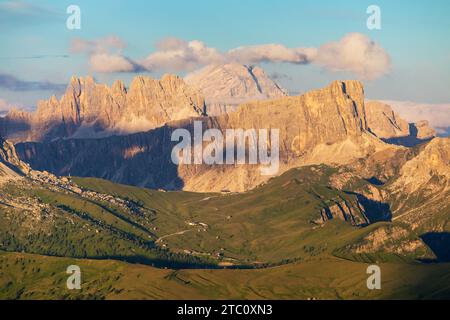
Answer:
1;0;450;109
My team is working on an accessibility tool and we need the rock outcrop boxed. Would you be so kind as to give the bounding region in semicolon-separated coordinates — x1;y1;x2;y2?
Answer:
413;120;436;140
365;101;410;139
2;75;205;142
357;137;450;232
347;224;428;257
365;101;436;146
318;199;369;226
323;135;449;234
185;63;287;115
390;137;450;194
0;136;30;182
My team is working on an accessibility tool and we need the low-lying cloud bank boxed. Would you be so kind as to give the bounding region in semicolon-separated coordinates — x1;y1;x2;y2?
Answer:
71;33;391;80
0;73;66;92
383;100;450;136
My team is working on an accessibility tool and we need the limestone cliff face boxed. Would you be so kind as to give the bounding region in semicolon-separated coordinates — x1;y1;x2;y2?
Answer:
317;199;369;226
180;80;377;191
347;224;428;256
324;135;449;233
391;138;450;194
0;136;29;181
365;101;410;139
3;75;205;142
365;101;436;146
185;63;287;115
386;137;450;229
15;80;389;192
414;120;436;140
221;80;369;153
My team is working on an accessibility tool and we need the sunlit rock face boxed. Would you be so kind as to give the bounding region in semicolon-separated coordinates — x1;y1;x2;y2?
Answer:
365;101;411;139
365;101;436;146
390;137;450;194
1;75;206;143
0;136;30;182
16;80;393;192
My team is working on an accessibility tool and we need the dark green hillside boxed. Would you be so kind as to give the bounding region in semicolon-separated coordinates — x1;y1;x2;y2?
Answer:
73;165;397;264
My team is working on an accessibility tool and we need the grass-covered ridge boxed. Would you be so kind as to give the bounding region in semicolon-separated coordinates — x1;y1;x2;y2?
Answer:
1;164;449;299
1;251;450;300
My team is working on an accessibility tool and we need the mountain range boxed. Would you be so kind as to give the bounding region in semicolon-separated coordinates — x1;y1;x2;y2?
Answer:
1;64;434;144
1;64;449;299
0;74;205;142
0;65;435;192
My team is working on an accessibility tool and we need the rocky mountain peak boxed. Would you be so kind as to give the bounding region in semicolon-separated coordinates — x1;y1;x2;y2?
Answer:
161;73;183;82
69;75;79;86
111;80;127;94
331;80;364;97
365;101;410;139
365;101;436;146
2;74;206;142
67;75;93;95
185;63;287;115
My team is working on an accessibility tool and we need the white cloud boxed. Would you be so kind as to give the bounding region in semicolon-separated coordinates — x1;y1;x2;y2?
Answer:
142;40;312;71
0;1;61;18
70;36;141;73
70;36;126;55
227;44;311;65
141;38;224;72
311;33;391;80
382;100;450;135
89;54;141;73
72;33;391;80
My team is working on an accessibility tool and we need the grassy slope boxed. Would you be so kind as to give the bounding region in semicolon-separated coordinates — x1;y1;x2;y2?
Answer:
1;251;450;300
73;166;375;264
2;165;450;299
0;182;212;269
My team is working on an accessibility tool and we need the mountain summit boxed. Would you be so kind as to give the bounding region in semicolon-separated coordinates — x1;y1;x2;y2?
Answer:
185;63;287;115
16;80;392;192
2;75;205;142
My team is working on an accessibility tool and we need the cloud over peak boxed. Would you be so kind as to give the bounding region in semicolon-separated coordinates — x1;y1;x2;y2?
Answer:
71;33;391;80
141;38;224;72
89;54;143;73
70;36;127;55
227;44;311;65
70;36;142;73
